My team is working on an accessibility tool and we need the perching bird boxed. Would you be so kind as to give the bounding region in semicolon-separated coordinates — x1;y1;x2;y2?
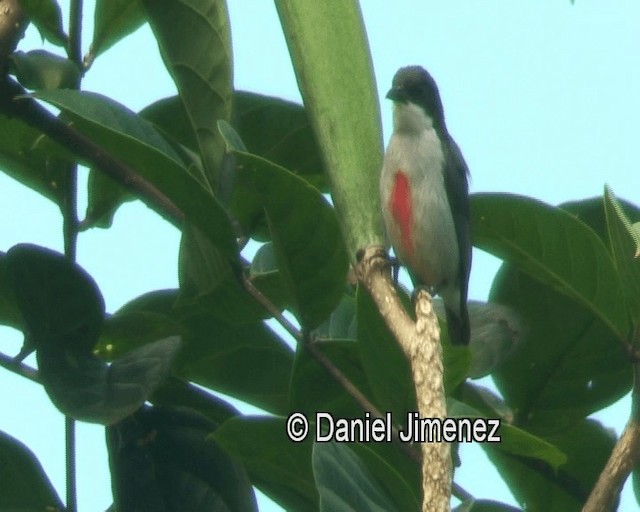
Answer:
379;65;471;345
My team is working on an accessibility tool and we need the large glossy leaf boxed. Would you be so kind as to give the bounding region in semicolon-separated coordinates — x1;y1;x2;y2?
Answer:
0;252;23;330
483;419;616;512
7;243;181;423
19;0;67;47
6;243;104;351
219;133;348;329
454;500;522;512
275;0;383;256
604;186;640;328
0;112;70;206
0;430;63;510
90;0;146;60
313;441;400;512
212;416;318;511
10;50;80;90
472;193;628;341
233;91;327;191
144;0;232;187
290;339;372;419
175;308;293;415
34;89;238;259
491;265;631;432
108;405;257;512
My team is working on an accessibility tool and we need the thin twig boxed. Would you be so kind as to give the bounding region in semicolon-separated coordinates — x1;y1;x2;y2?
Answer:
0;351;40;383
68;0;83;71
65;416;77;512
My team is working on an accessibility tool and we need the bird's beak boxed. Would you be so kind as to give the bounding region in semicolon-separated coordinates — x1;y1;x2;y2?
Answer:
386;86;407;102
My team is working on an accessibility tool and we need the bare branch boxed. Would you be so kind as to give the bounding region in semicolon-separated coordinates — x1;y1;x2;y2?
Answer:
355;245;451;512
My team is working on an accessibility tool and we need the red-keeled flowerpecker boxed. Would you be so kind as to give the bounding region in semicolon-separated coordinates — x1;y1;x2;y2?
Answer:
380;66;471;345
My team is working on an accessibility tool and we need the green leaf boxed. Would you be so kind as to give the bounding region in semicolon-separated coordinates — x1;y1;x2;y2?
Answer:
83;168;134;229
0;112;71;206
483;418;615;511
290;340;372;419
91;0;146;60
472;193;628;342
10;50;80;90
175;308;294;415
108;405;257;512
350;442;420;512
6;243;104;351
19;0;67;46
356;286;417;422
313;441;400;512
212;416;318;511
0;430;63;510
275;0;384;257
219;138;348;329
604;186;640;328
0;252;23;330
491;265;631;432
34;89;238;259
314;291;357;341
144;0;233;187
233;91;328;191
7;244;181;423
97;310;184;360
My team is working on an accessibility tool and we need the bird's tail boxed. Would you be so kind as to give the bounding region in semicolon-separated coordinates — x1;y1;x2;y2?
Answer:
445;301;470;346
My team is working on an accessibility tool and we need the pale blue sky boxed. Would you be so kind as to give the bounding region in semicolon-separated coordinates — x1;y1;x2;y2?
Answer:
1;1;638;510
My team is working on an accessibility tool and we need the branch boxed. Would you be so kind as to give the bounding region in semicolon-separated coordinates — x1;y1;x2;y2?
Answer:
0;350;40;383
583;361;640;511
0;0;27;72
355;245;451;512
0;78;186;225
0;79;427;478
582;419;640;512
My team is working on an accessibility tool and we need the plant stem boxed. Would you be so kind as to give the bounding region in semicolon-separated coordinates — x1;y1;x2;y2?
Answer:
0;351;40;383
64;4;83;508
65;417;77;512
68;0;83;69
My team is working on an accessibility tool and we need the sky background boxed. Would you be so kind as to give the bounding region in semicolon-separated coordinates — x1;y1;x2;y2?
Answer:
1;1;639;510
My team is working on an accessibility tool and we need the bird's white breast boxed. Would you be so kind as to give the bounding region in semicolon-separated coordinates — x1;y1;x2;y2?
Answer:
380;103;459;290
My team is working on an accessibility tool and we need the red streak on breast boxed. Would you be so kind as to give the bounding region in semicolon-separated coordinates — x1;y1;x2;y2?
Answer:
389;170;414;258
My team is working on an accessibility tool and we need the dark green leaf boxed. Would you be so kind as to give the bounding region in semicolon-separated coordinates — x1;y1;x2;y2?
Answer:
175;309;293;415
6;243;104;351
37;336;181;424
218;137;348;329
492;265;631;432
483;418;615;512
313;441;400;512
233;91;327;190
472;193;628;341
19;0;67;46
314;291;357;341
0;112;71;206
97;310;184;360
108;405;257;512
0;252;23;330
604;186;640;328
144;0;232;186
10;50;80;90
34;89;238;259
356;285;417;422
91;0;146;60
0;430;63;510
212;416;318;511
83;168;134;229
290;339;372;418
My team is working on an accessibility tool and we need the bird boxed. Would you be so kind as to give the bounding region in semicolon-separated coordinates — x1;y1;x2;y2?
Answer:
379;65;471;345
